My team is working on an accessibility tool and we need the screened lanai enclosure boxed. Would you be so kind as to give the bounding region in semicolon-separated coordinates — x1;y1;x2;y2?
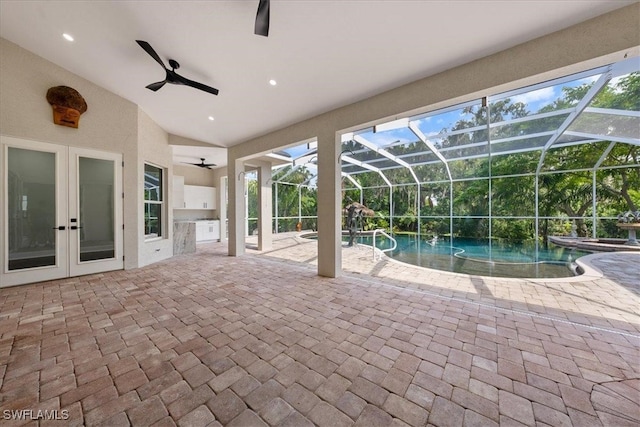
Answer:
246;57;639;277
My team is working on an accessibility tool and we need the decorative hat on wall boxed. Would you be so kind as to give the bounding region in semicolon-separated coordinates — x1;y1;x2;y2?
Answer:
46;86;87;128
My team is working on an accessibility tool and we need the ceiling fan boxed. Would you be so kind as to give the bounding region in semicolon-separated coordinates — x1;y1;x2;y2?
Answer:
136;40;219;95
185;158;216;170
254;0;270;37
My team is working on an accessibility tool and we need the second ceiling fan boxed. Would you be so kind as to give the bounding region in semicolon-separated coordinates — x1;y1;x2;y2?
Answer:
185;158;216;170
254;0;270;37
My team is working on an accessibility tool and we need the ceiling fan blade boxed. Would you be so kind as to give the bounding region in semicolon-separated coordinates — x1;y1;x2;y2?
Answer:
146;80;167;91
254;0;270;37
174;74;219;96
136;40;166;69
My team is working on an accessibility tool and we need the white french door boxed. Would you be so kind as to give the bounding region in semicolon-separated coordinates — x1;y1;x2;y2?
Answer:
1;136;123;287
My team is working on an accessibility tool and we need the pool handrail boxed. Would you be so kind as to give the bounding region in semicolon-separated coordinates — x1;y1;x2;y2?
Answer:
372;229;397;261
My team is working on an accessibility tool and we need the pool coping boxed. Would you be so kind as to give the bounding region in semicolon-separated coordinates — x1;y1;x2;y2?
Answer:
249;232;640;327
549;235;640;252
297;231;609;283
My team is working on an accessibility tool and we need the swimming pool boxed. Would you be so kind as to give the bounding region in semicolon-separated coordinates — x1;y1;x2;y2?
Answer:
349;233;590;278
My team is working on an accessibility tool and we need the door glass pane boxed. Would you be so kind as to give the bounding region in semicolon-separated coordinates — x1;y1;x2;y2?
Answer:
7;147;56;270
79;157;115;261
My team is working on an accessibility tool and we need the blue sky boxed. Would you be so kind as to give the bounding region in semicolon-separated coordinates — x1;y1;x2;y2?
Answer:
281;73;611;159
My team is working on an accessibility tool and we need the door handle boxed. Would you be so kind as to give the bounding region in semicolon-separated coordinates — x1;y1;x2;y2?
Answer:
70;225;83;230
52;226;66;230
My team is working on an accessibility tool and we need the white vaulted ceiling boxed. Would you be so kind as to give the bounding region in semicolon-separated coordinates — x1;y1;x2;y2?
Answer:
0;0;634;153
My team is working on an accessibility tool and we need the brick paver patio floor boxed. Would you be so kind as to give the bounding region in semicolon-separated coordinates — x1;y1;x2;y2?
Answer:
1;235;638;426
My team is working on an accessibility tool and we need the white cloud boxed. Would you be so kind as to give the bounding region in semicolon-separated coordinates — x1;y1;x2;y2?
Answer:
510;86;557;106
576;76;599;86
366;131;413;147
609;74;628;93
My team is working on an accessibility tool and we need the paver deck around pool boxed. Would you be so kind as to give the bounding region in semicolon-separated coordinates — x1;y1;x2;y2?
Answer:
1;233;638;426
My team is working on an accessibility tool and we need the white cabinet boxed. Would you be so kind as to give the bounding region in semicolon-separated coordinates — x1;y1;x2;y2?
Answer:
195;220;220;242
172;178;216;210
184;185;216;210
172;176;185;209
209;221;220;241
195;222;208;241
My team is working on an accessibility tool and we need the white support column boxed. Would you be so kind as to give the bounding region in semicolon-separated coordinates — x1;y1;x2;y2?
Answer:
274;183;279;233
228;157;246;256
219;175;227;242
317;131;342;278
257;161;273;251
298;185;302;223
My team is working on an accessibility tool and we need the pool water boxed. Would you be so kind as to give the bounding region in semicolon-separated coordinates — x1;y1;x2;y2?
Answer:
349;234;590;278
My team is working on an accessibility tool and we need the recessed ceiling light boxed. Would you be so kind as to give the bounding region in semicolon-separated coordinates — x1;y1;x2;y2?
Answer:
62;33;74;42
208;116;215;121
269;79;277;86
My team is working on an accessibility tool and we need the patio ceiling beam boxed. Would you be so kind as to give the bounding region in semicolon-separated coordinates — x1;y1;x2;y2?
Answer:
536;67;612;174
342;173;362;190
341;154;392;187
353;135;420;185
267;152;293;162
594;142;617;169
274;164;302;183
408;121;453;182
489;108;575;129
293;153;318;166
584;107;640;118
301;173;318;186
356;110;586;164
508;65;609;100
294;161;319;186
563;131;640;146
345;136;604;173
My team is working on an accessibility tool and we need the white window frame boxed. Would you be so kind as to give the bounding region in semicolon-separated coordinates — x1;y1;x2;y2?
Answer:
144;163;165;241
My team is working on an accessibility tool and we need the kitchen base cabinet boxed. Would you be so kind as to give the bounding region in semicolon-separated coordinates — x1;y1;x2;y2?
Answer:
195;220;220;242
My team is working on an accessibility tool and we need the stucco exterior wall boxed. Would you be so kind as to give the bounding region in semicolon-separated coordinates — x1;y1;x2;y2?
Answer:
173;164;215;187
0;37;174;270
137;108;174;267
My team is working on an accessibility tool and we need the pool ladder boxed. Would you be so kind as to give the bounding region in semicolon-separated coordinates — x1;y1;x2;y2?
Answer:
372;229;397;261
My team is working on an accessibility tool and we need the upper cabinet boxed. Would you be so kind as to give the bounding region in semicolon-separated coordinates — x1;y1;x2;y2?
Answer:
184;185;216;210
172;175;185;209
173;176;216;210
